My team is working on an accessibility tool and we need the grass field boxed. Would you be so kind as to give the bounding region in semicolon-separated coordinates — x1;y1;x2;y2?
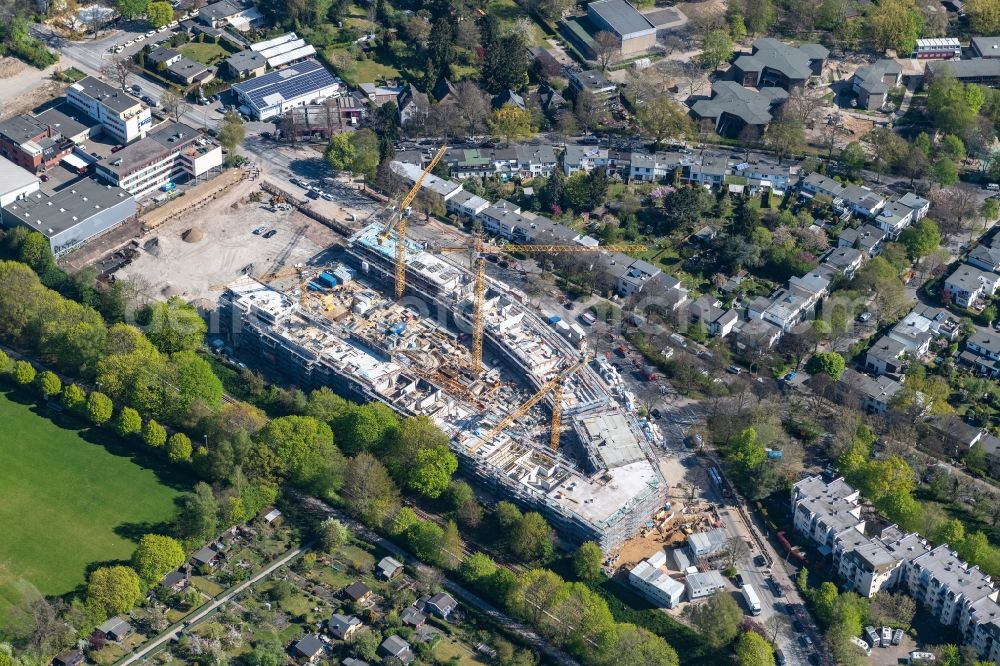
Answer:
0;390;187;636
179;42;229;65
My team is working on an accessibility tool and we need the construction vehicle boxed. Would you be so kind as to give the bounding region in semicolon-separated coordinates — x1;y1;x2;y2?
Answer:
469;353;590;455
431;240;646;374
377;144;448;300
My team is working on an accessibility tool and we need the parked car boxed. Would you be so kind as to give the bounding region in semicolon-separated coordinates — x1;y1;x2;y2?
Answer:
800;635;812;648
858;311;873;322
129;84;142;95
252;226;266;235
727;364;742;375
141;95;157;107
783;371;797;382
734;573;744;587
146;29;156;36
135;34;145;41
263;229;278;239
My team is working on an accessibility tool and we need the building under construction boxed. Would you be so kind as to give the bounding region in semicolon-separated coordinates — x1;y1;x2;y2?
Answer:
220;223;666;553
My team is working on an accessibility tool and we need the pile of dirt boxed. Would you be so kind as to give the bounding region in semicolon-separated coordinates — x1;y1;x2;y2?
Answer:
181;228;204;243
162;285;181;298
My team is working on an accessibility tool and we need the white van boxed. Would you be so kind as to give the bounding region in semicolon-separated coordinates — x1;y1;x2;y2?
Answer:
987;183;1000;191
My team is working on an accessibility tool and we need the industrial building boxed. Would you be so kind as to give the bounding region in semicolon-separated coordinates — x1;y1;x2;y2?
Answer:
232;59;341;120
0;156;40;207
584;0;656;56
250;32;317;69
66;77;151;144
220;223;667;553
95;122;222;198
1;178;135;256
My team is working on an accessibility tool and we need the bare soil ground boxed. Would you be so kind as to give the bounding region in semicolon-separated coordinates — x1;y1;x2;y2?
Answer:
0;59;65;121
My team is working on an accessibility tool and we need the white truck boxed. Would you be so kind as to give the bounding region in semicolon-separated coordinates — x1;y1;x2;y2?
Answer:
741;583;762;616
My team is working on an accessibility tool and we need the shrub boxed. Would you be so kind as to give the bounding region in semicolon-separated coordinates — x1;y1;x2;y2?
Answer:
62;384;86;411
86;391;114;425
36;370;60;398
116;407;143;437
12;360;36;385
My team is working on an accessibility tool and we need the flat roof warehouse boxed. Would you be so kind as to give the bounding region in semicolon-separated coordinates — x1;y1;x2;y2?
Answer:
3;179;132;236
232;59;340;119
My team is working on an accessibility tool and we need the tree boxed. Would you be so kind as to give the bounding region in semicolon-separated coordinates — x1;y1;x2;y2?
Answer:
383;416;456;498
217;110;246;153
736;631;775;666
145;297;206;354
349;129;379;179
701;30;733;70
898;218;941;260
343;453;399;526
572;541;603;581
142;418;167;447
174;482;219;542
690;591;743;648
593;31;619;72
933;157;959;187
62;383;86;411
839;142;866;177
981;197;999;223
764;118;804;162
86;566;142;618
86;391;113;425
740;0;776;33
36;370;60;398
509;512;555;563
116;406;142;437
865;0;921;54
928;73;976;136
132;534;185;583
12;359;35;385
488;104;534;145
806;351;846;379
168;432;193;462
636;96;694;149
480;18;527;94
159;89;188;123
102;53;135;91
610;623;679;666
147;1;172;26
255;415;343;495
406;520;445;564
967;0;1000;33
452;82;491;136
324;133;355;172
334;402;398;454
864;129;909;180
319;518;349;552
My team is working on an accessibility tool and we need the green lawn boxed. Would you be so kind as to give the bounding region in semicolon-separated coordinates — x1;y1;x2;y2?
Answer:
0;390;187;634
179;42;229;65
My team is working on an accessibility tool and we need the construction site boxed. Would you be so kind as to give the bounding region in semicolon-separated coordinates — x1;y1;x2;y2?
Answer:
219;149;670;553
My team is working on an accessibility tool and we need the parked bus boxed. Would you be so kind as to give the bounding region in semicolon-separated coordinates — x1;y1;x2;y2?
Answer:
741;584;762;615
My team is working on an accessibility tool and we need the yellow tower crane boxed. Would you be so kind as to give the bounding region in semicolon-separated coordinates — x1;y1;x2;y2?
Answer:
432;241;646;374
470;353;591;455
378;144;448;300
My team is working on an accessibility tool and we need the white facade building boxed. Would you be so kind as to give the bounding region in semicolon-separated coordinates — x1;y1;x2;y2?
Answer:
66;77;151;144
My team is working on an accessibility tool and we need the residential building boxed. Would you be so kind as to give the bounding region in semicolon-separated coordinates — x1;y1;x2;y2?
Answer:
0;114;76;175
837;368;902;413
734;156;798;192
910;304;961;340
0;156;39;207
514;143;558;178
821;246;863;278
839;223;886;257
628;550;685;607
249;32;316;68
232;60;341;120
160;571;188;591
147;47;182;68
95;122;222;198
874;200;916;237
223;50;267;79
944;263;1000;307
888;310;940;355
612;257;661;297
791;475;863;552
927;58;1000;85
198;0;242;27
865;335;908;375
398;83;429;126
732;38;828;90
563;144;609;175
689;81;788;138
567;70;618;108
378;636;413;665
359;82;405;106
328;614;362;640
167;58;215;85
969;242;1000;273
972;36;1000;58
493;88;525;110
585;0;657;56
911;37;962;59
686;154;729;188
851;59;903;110
52;652;84;666
905;545;998;628
344;581;372;603
898;192;930;220
838;528;928;598
375;556;403;580
838;183;885;218
684;570;727;599
292;635;325;663
687;295;738;337
389;161;463;206
964;328;1000;377
801;172;845;199
401;607;426;628
446;190;490;219
425;592;458;619
192;545;221;568
736;317;782;350
66;76;151;144
1;178;135;256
